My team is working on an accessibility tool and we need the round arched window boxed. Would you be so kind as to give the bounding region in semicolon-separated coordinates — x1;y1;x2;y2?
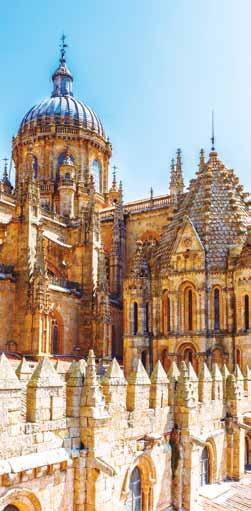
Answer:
92;159;101;192
126;467;141;511
200;447;209;486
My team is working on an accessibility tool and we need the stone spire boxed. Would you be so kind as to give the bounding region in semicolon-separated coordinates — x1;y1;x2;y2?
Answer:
34;224;47;277
110;180;125;295
97;244;108;292
2;158;12;192
101;358;127;406
80;350;109;420
111;165;118;192
169;149;184;203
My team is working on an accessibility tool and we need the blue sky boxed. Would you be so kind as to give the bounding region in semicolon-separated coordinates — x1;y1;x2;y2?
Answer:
0;0;251;201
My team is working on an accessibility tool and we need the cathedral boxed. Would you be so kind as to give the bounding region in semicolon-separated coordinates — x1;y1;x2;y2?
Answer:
0;42;250;511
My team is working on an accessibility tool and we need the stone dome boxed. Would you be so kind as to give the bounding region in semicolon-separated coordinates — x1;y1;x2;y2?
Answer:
19;51;105;139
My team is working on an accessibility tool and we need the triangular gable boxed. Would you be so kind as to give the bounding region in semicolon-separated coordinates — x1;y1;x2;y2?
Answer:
171;215;204;256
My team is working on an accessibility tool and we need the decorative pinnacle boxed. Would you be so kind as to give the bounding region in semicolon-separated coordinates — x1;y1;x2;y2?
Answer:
150;187;153;200
199;148;205;168
2;158;8;180
112;165;118;188
176;148;182;165
211;110;215;151
60;33;68;65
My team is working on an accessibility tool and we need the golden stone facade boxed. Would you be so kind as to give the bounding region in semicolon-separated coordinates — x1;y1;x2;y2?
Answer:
0;48;250;511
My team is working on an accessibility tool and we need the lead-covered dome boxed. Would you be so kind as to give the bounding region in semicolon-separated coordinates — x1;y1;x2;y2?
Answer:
19;46;105;139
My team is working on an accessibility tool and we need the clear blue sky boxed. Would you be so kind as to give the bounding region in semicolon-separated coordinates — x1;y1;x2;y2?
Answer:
0;0;251;201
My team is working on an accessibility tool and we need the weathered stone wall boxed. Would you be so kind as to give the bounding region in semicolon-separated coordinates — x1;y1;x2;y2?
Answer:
0;351;249;511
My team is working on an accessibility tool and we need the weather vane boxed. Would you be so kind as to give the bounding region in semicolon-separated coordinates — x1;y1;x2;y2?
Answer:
60;33;68;63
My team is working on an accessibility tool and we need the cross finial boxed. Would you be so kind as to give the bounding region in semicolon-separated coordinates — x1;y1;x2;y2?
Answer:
211;110;215;151
60;33;68;65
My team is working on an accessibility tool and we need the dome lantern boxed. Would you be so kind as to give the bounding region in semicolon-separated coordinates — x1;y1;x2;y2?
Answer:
51;34;73;98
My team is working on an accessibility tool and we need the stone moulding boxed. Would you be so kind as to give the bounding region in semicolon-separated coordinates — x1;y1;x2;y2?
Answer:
0;448;71;487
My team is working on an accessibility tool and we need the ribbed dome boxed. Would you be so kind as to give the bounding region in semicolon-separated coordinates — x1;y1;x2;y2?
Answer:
19;46;105;139
20;96;105;138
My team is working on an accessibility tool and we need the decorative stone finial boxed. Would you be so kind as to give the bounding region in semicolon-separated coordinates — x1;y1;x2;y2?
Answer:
28;357;63;388
80;350;109;420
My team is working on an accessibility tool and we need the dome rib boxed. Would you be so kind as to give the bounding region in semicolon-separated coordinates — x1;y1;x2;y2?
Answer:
19;95;105;138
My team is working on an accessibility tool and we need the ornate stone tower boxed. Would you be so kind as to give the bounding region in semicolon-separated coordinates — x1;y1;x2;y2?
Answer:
12;39;112;214
0;39;114;358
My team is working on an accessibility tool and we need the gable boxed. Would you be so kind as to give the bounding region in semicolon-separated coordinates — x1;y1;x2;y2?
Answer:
172;216;204;256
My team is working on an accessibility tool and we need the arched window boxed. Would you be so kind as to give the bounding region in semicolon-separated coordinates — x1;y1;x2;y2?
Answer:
236;348;241;367
145;302;149;333
133;302;138;335
161;349;170;372
188;289;193;331
51;318;59;354
126;467;141;511
141;350;147;370
200;447;209;486
33;155;38;178
3;506;20;511
162;292;170;334
184;348;193;365
92;159;101;193
245;436;250;468
244;295;249;330
214;288;220;330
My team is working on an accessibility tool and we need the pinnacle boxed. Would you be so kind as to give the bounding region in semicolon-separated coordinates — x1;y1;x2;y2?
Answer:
102;358;127;385
234;364;243;380
16;357;33;378
80;349;109;419
211;363;223;381
167;361;180;381
243;365;251;378
0;353;22;389
199;362;212;381
84;349;99;386
188;362;198;381
127;359;151;385
221;364;230;379
150;360;168;384
28;357;63;388
66;359;86;384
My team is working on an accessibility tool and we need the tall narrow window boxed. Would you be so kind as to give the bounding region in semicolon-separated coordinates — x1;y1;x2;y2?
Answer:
244;295;249;330
33;156;38;178
200;447;209;486
214;288;220;330
145;302;149;333
236;348;241;367
133;302;138;335
188;289;193;331
163;293;170;334
92;159;101;193
52;319;59;353
184;348;193;365
126;467;142;511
